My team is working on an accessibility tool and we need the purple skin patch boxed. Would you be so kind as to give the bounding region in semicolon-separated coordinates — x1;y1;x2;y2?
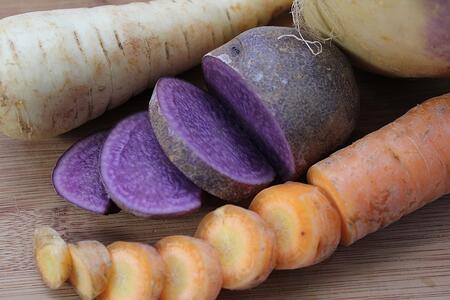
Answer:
100;112;201;217
52;131;114;215
156;78;275;185
425;0;450;61
202;56;295;181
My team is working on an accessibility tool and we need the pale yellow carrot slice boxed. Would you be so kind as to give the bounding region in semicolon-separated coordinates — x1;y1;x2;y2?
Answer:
250;182;341;270
98;242;165;300
69;240;112;300
34;226;72;289
156;235;222;300
195;205;276;290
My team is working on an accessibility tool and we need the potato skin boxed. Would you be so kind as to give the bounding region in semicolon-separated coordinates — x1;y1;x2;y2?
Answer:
203;26;359;181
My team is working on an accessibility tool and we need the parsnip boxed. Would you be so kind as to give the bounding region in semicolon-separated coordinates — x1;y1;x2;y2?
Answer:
0;0;292;139
34;226;72;289
98;242;165;300
69;241;112;300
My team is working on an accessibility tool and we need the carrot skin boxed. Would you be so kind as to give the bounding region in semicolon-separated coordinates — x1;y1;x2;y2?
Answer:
308;94;450;245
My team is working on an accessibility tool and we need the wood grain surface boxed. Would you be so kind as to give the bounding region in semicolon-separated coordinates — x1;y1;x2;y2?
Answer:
0;1;449;299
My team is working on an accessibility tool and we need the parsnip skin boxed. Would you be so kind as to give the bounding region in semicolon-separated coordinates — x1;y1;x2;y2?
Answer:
34;226;72;289
250;182;341;270
69;241;112;300
156;236;222;300
195;205;276;290
0;0;292;139
98;242;165;300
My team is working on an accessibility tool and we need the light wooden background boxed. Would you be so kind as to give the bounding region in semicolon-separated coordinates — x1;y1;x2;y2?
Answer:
0;1;449;299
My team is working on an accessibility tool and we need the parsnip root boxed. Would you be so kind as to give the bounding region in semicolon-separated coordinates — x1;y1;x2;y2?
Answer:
34;226;72;289
0;0;292;139
69;240;112;300
195;205;276;290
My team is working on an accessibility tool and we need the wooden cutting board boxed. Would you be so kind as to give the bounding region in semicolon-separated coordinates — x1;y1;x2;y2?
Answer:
1;1;449;299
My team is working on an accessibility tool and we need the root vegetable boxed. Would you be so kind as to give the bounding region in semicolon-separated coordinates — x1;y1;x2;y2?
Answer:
0;0;292;140
308;94;450;246
100;111;202;217
149;78;275;202
156;236;222;300
202;26;359;181
34;226;72;289
69;241;112;300
195;205;276;290
295;0;450;77
249;182;341;270
98;242;165;300
52;131;116;215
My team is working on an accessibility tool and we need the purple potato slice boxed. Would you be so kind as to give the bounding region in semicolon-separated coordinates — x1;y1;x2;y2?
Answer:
100;111;201;217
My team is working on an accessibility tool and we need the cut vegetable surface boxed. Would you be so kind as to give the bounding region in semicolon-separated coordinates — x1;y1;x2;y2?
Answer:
52;131;115;215
34;226;72;289
203;26;359;181
308;94;450;246
69;240;112;300
296;0;450;77
156;236;222;300
195;205;276;290
150;78;275;202
0;0;292;140
250;182;341;270
100;111;202;217
98;242;165;300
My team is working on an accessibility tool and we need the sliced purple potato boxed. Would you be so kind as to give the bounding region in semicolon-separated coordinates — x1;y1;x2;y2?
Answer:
100;112;201;217
149;78;275;202
52;131;116;215
202;26;360;181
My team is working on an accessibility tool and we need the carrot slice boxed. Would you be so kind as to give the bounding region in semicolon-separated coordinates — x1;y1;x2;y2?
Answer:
98;242;165;300
250;182;341;270
195;205;276;290
69;241;112;300
308;95;450;245
156;235;222;300
34;226;72;289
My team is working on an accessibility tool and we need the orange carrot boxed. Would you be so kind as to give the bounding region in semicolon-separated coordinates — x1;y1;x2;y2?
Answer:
249;182;341;270
308;94;450;246
98;242;165;300
156;235;222;300
195;205;276;290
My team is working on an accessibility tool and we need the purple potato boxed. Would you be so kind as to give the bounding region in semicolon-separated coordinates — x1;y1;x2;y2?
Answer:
149;78;275;202
202;26;359;181
52;131;116;214
100;112;201;217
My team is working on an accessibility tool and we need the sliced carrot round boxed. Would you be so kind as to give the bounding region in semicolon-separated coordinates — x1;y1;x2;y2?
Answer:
195;205;276;290
156;235;222;300
98;242;165;300
250;182;341;270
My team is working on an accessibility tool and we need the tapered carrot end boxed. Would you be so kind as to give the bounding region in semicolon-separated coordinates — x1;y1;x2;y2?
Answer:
195;205;276;290
34;226;72;289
